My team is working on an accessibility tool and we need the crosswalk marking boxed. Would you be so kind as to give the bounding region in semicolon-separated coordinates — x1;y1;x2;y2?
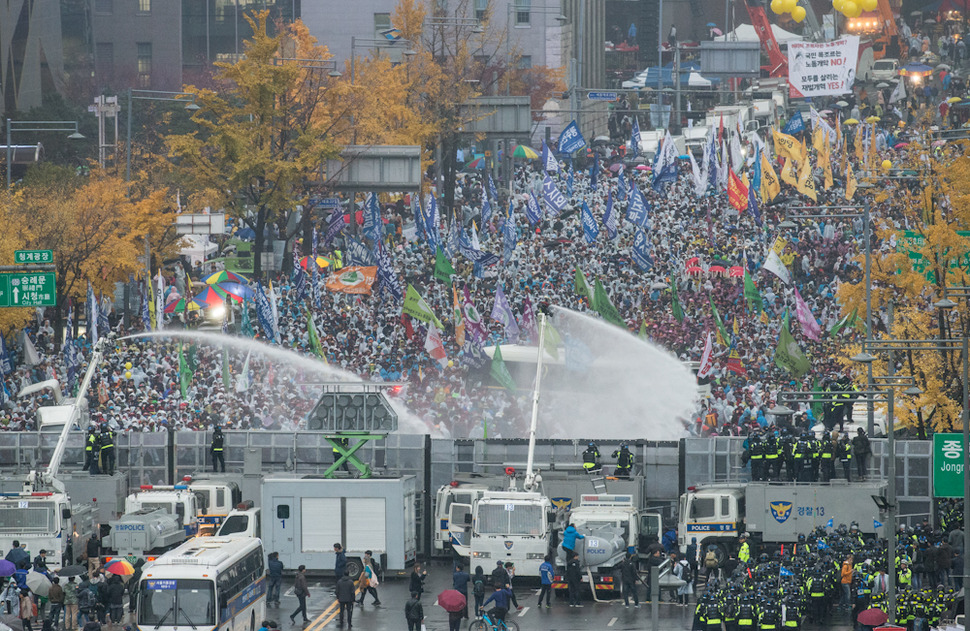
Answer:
517;607;529;617
608;617;618;627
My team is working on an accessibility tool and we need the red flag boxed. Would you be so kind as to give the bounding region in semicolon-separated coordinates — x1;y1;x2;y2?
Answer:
424;323;447;367
697;332;714;379
726;348;748;376
728;170;749;212
401;313;415;341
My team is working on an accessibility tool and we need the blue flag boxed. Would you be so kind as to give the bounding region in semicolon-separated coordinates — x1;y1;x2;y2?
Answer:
581;202;599;244
748;185;762;227
487;174;498;202
426;194;440;249
873;518;883;529
363;192;382;243
783;111;805;135
542;140;559;172
630;116;641;159
481;184;492;226
779;567;793;577
446;217;460;259
617;174;628;201
525;192;542;225
375;241;403;302
558;120;587;154
460;339;489;369
631;229;653;271
87;282;99;345
752;146;762;194
542;175;568;215
253;282;278;343
604;191;617;240
344;237;377;266
826;518;834;528
311;227;321;309
625;183;650;227
503;202;517;260
323;209;345;247
0;333;12;375
412;195;427;243
458;228;499;266
141;288;151;330
566;168;574;197
64;306;78;391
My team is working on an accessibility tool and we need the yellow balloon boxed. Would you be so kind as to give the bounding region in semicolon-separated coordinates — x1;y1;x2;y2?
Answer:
770;0;783;13
792;5;807;21
125;371;132;379
861;0;877;11
125;362;132;370
850;3;863;16
782;0;797;12
882;159;892;171
833;0;845;10
842;1;857;16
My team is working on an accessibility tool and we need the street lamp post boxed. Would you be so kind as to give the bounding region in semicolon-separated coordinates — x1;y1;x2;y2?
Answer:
5;119;85;190
779;200;875;434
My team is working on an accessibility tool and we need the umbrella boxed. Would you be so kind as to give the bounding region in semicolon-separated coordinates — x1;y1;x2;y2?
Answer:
466;156;486;169
104;559;135;576
437;590;467;613
844;118;860;125
894;142;910;149
711;27;723;35
876;82;889;88
685;256;700;266
634;164;651;171
706;22;717;27
910;9;922;15
708;265;727;276
163;297;202;314
937;63;952;71
57;565;87;577
511;145;539;159
191;286;231;308
593;135;611;144
0;560;14;577
729;266;745;278
865;116;880;123
835;100;849;107
608;163;625;173
857;608;888;626
924;17;936;23
25;571;51;596
299;256;332;271
947;96;962;104
899;63;933;76
203;270;249;285
217;281;255;301
686;265;704;276
650;281;669;290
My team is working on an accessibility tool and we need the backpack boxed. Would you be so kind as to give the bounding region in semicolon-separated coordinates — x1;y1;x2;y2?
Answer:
78;588;96;610
473;578;485;597
680;560;693;583
704;551;718;569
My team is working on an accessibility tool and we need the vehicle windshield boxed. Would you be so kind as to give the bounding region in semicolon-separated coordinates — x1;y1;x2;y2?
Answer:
138;579;215;627
476;503;544;536
873;61;895;69
0;503;54;533
690;498;716;519
217;515;249;536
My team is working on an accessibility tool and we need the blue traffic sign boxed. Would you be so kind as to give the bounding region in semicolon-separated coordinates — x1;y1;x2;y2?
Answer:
316;198;341;210
587;92;619;102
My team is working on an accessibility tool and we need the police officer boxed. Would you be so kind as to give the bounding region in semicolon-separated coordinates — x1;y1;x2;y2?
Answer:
613;444;634;479
763;431;782;481
819;434;836;483
837;435;852;481
83;426;97;471
210;425;225;472
738;534;752;565
99;426;115;475
582;442;601;474
794;433;813;483
748;431;765;482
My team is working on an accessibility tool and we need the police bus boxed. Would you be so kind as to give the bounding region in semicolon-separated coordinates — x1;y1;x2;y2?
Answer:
137;537;266;631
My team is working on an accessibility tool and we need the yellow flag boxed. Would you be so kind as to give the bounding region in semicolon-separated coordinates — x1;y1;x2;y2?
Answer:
733;317;739;337
854;128;864;162
820;146;833;190
781;157;798;187
771;236;789;256
773;129;804;163
760;151;781;202
845;162;857;200
812;127;826;154
760;310;770;325
796;156;818;201
716;327;726;347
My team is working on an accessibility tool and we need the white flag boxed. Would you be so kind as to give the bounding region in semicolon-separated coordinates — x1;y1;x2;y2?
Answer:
697;332;714;379
235;349;252;393
21;332;41;366
688;151;706;198
763;249;792;285
424;323;447;367
890;79;906;104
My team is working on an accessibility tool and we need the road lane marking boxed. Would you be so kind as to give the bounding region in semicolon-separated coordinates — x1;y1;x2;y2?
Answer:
305;588;360;631
517;607;529;617
608;617;618;627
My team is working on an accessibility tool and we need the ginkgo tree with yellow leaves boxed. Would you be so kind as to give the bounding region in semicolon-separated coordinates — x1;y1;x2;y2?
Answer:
836;144;970;437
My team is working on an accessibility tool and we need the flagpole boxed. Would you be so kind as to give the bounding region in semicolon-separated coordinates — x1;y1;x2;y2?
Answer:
523;310;547;493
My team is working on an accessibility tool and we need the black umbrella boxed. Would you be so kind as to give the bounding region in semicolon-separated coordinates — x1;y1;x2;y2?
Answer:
57;565;87;577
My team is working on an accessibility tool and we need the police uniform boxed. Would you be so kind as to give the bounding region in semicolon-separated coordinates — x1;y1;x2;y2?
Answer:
582;443;601;474
613;445;634;479
99;428;115;475
83;428;98;472
211;426;225;472
837;437;852;481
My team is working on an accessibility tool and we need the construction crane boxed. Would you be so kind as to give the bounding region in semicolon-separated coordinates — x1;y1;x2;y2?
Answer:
743;0;789;77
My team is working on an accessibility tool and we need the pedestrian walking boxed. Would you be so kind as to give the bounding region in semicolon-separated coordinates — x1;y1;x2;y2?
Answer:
404;592;423;631
267;552;283;606
289;565;309;624
537;555;553;608
64;577;78;630
86;534;101;578
20;589;34;631
620;553;640;607
453;563;470;618
48;577;65;630
356;552;380;606
332;543;346;592
106;575;125;627
335;570;355;628
409;563;427;598
472;566;486;613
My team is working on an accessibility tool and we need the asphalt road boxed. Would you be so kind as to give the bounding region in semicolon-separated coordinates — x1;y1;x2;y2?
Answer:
268;561;859;631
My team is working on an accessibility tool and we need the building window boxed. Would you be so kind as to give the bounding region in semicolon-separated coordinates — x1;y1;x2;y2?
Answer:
137;42;152;88
515;0;530;25
94;0;113;13
96;43;114;80
374;13;391;38
138;0;151;13
518;55;532;69
474;0;488;20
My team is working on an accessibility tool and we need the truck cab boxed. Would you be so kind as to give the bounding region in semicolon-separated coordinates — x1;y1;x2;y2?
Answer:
181;477;242;535
469;491;554;578
125;485;202;536
215;503;261;539
435;482;489;556
0;490;94;570
678;486;744;562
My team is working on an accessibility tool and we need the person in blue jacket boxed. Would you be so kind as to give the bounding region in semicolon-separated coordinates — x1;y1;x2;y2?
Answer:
537;555;553;608
481;585;513;623
562;523;585;554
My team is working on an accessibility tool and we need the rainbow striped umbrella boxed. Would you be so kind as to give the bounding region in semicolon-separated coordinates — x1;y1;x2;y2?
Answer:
203;270;249;285
512;145;539;160
191;285;234;307
163;297;203;314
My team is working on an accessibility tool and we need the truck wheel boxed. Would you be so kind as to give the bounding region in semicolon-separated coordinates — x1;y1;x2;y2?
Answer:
713;544;729;567
345;558;363;580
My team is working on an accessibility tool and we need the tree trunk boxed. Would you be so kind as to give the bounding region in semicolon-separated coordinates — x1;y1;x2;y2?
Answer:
253;207;267;280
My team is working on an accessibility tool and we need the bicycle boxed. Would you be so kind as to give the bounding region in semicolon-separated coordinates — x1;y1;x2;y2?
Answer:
468;609;519;631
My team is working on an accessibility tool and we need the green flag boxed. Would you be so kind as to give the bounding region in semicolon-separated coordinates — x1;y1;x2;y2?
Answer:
490;344;517;392
178;342;193;399
743;270;762;313
543;320;562;361
186;344;198;372
306;308;327;361
709;295;729;344
829;307;858;337
222;348;231;391
670;282;685;323
774;313;811;377
240;299;255;337
592;280;626;327
434;247;457;283
403;284;443;328
574;265;592;298
638;320;647;340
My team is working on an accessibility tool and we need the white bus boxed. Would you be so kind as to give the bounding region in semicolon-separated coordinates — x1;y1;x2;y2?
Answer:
137;537;266;631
